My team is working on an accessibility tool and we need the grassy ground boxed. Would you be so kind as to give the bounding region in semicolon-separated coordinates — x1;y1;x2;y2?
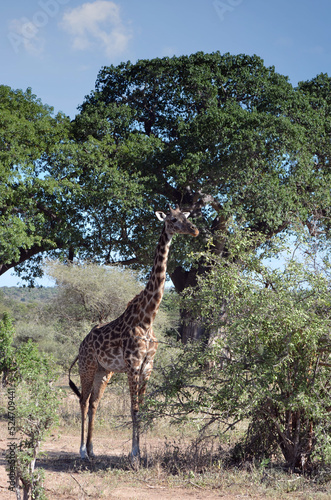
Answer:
1;380;330;499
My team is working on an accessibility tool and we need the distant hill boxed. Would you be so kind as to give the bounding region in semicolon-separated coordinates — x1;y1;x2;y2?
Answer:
0;286;58;304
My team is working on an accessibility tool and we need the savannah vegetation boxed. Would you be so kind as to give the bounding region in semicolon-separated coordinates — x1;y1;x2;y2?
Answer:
0;51;331;498
0;312;60;500
0;256;330;499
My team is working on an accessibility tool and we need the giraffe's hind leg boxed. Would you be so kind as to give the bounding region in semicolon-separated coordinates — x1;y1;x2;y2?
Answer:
86;367;113;458
79;361;98;459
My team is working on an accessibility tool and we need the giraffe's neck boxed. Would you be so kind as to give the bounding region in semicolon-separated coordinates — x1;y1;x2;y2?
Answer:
143;225;172;320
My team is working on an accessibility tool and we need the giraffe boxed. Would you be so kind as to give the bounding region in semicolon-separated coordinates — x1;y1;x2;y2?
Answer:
69;205;199;464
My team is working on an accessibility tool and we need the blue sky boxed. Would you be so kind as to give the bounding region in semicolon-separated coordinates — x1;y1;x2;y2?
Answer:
1;0;330;285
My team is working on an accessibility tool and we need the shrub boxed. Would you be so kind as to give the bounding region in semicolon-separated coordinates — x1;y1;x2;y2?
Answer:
0;312;15;386
145;231;331;471
2;314;61;499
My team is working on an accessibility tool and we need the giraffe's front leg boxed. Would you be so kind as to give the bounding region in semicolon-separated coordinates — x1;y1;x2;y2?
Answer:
127;365;142;467
131;406;140;465
128;359;156;466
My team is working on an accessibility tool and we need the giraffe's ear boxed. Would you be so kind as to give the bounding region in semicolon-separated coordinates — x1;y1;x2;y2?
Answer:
183;212;190;219
155;211;167;222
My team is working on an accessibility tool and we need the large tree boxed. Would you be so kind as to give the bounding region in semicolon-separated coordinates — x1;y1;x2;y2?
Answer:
1;54;330;340
0;86;72;281
73;52;331;340
0;86;145;283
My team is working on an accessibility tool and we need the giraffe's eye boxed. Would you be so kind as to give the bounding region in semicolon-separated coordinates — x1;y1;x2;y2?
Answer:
171;217;177;223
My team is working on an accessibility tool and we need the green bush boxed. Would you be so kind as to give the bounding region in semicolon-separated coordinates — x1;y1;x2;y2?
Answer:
0;312;15;386
145;231;331;471
2;314;61;499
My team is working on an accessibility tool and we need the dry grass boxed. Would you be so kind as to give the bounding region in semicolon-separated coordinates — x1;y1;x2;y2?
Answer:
56;383;331;499
1;381;330;500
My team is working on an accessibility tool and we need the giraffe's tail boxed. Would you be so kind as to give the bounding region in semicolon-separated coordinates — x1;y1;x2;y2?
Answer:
69;355;81;399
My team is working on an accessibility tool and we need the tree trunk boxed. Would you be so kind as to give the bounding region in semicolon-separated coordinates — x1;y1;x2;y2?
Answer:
170;263;228;346
170;264;209;344
177;309;207;344
278;411;315;471
170;206;228;344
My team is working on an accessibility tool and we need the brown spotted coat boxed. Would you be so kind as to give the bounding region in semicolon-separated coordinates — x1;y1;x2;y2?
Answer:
69;206;199;463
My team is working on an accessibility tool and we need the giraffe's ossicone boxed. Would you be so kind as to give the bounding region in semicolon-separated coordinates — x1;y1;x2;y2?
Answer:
69;205;199;465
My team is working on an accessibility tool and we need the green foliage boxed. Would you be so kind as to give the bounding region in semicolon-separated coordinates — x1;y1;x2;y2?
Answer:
2;315;61;499
0;312;15;385
145;231;331;470
0;84;144;283
83;52;330;236
0;86;70;276
74;52;331;311
0;287;57;303
2;55;331;289
0;264;177;368
12;341;60;499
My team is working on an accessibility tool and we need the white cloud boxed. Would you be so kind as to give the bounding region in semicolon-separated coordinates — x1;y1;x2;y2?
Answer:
60;1;132;57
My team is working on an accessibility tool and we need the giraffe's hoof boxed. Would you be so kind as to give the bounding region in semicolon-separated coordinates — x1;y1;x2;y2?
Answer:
80;444;90;460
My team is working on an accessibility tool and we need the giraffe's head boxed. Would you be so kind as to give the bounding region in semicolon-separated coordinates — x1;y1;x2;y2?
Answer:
155;205;199;237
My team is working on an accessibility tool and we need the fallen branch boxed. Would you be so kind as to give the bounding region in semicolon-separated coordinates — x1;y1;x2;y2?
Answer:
70;473;90;498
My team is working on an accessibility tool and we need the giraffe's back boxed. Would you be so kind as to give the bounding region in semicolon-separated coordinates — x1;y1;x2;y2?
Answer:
80;315;156;374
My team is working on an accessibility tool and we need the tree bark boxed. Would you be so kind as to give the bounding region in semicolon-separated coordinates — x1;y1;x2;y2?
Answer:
170;264;208;343
170;206;228;344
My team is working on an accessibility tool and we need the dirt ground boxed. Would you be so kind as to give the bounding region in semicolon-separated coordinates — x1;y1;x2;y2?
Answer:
1;420;330;500
0;422;257;500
